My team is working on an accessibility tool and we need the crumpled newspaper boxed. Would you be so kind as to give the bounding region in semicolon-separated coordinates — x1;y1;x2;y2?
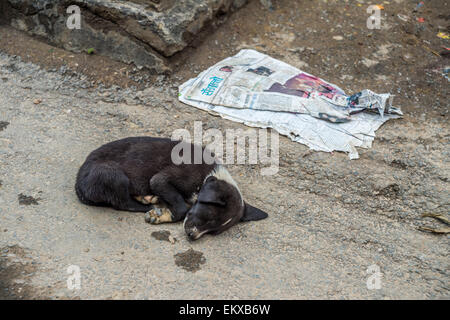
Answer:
178;49;402;159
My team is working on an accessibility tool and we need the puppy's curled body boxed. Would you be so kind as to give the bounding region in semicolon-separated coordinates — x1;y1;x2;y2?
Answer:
75;137;214;213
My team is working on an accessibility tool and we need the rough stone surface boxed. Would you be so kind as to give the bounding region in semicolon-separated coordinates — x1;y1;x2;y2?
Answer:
0;0;248;73
0;50;448;299
0;0;448;300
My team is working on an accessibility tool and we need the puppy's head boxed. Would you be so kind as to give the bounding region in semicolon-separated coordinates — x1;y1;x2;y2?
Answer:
184;173;268;240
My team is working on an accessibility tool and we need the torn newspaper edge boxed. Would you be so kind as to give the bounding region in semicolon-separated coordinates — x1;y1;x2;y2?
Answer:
179;49;402;159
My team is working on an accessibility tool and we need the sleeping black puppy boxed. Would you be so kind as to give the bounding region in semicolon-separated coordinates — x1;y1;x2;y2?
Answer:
75;137;268;240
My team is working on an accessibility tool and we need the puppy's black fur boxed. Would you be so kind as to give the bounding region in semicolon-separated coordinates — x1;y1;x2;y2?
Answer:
75;137;268;239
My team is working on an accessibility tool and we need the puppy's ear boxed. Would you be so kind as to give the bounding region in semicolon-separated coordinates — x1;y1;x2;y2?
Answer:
241;202;268;222
198;190;226;206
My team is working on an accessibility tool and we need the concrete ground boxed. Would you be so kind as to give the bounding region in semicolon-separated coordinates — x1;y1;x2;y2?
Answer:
0;0;449;299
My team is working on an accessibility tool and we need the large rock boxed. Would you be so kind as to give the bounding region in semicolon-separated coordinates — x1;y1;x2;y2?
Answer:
0;0;248;73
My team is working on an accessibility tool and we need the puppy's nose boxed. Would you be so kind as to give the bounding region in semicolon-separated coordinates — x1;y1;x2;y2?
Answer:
187;231;195;239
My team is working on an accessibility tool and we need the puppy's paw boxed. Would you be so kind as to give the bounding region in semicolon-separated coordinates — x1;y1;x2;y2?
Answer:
145;207;172;224
135;195;159;205
146;195;159;204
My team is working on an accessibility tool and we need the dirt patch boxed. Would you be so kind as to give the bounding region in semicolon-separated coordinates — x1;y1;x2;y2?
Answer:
378;183;401;198
174;248;206;272
0;26;154;89
151;230;177;243
172;0;448;119
0;1;448;119
0;121;9;132
0;245;49;299
18;193;40;206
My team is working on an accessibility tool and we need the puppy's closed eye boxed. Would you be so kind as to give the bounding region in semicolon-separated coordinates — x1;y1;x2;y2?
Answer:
198;200;226;207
